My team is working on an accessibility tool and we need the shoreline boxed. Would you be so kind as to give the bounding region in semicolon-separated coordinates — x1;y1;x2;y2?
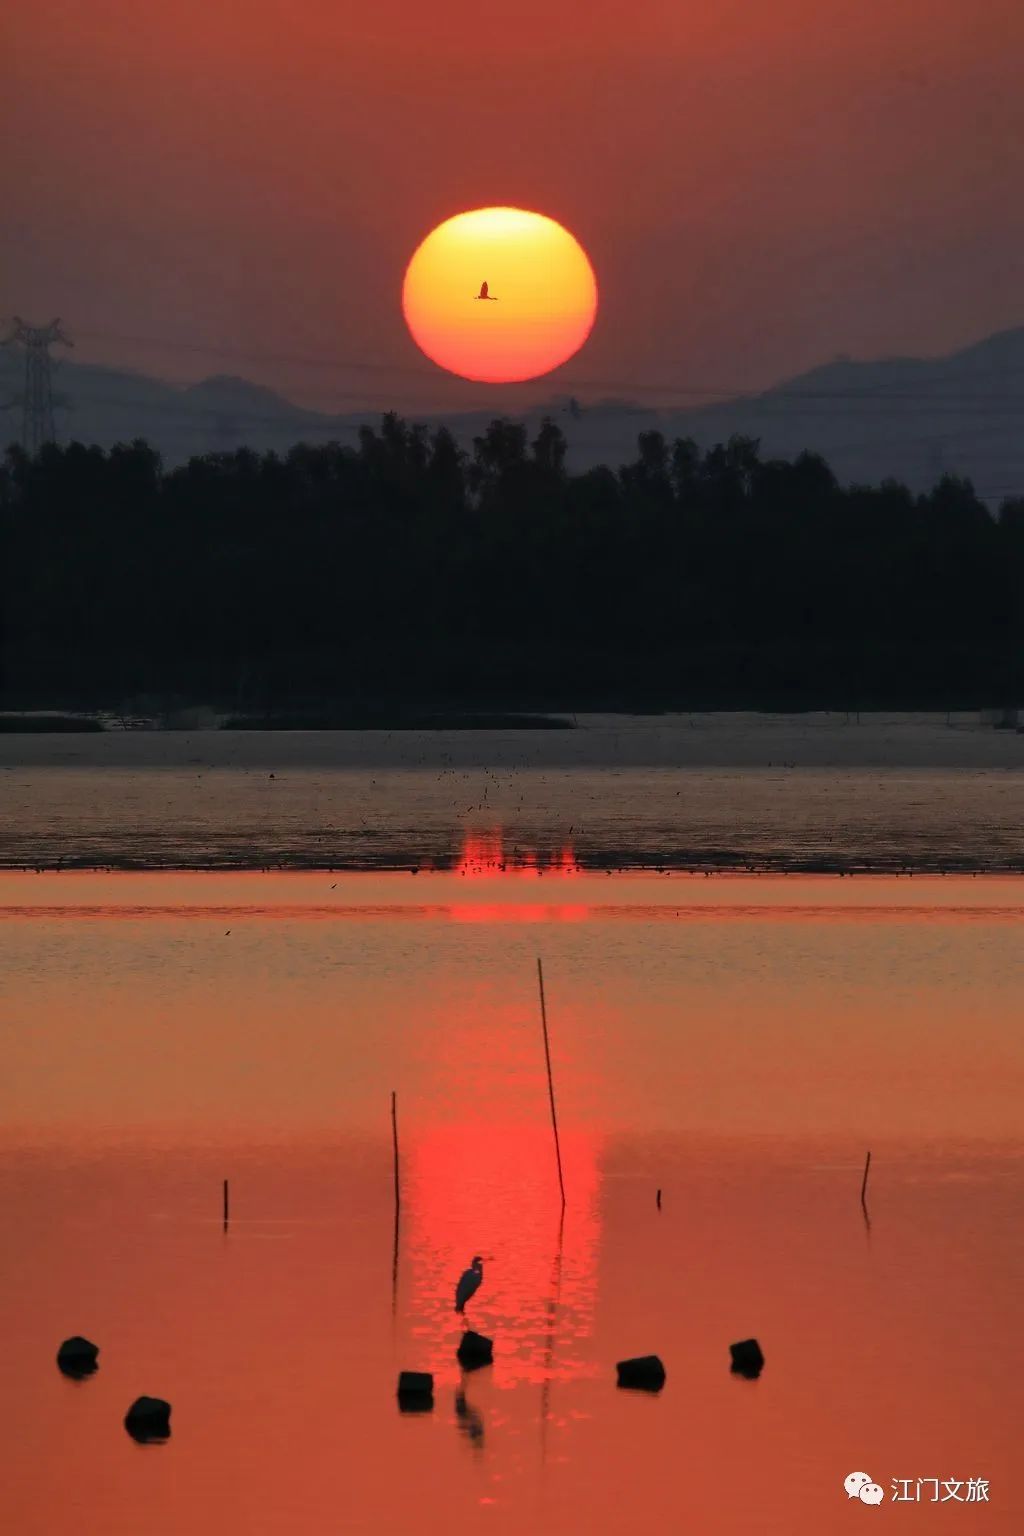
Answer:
2;856;1024;875
3;865;1023;883
2;712;1022;772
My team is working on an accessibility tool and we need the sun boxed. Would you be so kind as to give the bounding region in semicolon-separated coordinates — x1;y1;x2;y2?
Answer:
402;207;598;384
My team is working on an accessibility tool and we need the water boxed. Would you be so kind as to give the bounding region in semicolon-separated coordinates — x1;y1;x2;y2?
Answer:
1;870;1021;1532
1;713;1022;871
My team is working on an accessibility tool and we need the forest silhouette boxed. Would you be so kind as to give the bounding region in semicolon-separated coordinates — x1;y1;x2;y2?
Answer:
1;416;1021;714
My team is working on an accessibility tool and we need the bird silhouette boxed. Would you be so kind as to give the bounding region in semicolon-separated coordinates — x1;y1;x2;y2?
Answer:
455;1255;484;1314
474;282;498;301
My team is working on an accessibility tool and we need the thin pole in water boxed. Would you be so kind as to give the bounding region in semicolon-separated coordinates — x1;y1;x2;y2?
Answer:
391;1091;401;1216
223;1178;229;1230
391;1091;401;1313
860;1150;871;1208
537;958;567;1210
389;1087;402;1314
656;1187;662;1210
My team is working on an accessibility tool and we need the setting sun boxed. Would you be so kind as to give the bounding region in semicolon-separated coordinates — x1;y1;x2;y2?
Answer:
401;207;598;384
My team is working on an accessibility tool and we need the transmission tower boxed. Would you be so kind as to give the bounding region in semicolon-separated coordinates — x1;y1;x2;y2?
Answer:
2;317;73;453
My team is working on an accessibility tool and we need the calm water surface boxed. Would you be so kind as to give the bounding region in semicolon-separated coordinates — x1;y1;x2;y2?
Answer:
0;871;1021;1532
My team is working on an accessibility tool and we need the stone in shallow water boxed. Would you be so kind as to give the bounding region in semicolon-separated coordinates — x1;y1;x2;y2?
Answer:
397;1372;434;1412
57;1336;99;1378
615;1355;666;1391
124;1397;172;1442
456;1331;493;1370
729;1338;765;1378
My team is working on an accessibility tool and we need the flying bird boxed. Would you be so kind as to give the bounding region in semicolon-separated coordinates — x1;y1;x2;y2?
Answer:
474;282;498;301
455;1255;484;1314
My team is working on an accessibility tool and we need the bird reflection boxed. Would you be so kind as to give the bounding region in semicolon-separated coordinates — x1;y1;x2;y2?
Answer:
455;1386;485;1449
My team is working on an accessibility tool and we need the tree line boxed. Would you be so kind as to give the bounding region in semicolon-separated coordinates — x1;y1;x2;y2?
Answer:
1;417;1021;712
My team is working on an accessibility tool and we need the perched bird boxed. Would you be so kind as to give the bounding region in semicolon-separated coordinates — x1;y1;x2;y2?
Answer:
455;1255;484;1314
474;281;498;301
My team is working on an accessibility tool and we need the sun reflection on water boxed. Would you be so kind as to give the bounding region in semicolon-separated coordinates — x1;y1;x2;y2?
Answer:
449;830;587;922
401;1123;601;1387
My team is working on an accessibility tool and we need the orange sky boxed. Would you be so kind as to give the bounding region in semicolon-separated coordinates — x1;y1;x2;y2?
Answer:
7;0;1024;410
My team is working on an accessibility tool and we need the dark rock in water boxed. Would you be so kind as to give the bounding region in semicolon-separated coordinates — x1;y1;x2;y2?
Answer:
397;1370;433;1396
616;1355;666;1391
397;1371;434;1412
729;1338;765;1378
124;1397;172;1442
457;1331;493;1370
57;1336;99;1378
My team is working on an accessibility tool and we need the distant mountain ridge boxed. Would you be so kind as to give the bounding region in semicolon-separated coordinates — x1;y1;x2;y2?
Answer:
2;326;1022;502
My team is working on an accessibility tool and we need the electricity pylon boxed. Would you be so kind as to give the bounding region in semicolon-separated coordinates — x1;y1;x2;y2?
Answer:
1;317;73;453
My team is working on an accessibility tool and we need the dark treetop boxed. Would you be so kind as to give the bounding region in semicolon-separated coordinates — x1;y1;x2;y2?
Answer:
1;416;1021;712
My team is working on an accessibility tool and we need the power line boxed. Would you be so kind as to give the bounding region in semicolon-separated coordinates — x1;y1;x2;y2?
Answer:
72;326;442;382
68;324;1024;410
2;389;362;438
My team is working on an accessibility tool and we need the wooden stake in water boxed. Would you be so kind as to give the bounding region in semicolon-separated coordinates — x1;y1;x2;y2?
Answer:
391;1091;401;1216
391;1091;401;1312
860;1150;872;1207
223;1178;229;1230
536;958;567;1210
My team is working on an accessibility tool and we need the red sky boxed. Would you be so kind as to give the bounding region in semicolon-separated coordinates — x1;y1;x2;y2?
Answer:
7;0;1024;410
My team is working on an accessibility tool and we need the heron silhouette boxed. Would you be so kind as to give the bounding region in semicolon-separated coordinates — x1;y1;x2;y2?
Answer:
455;1255;484;1315
474;282;498;301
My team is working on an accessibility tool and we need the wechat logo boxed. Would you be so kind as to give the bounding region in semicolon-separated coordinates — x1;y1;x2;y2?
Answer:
845;1472;885;1505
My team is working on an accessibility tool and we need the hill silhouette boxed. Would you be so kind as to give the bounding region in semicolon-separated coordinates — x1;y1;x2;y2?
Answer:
2;326;1023;499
